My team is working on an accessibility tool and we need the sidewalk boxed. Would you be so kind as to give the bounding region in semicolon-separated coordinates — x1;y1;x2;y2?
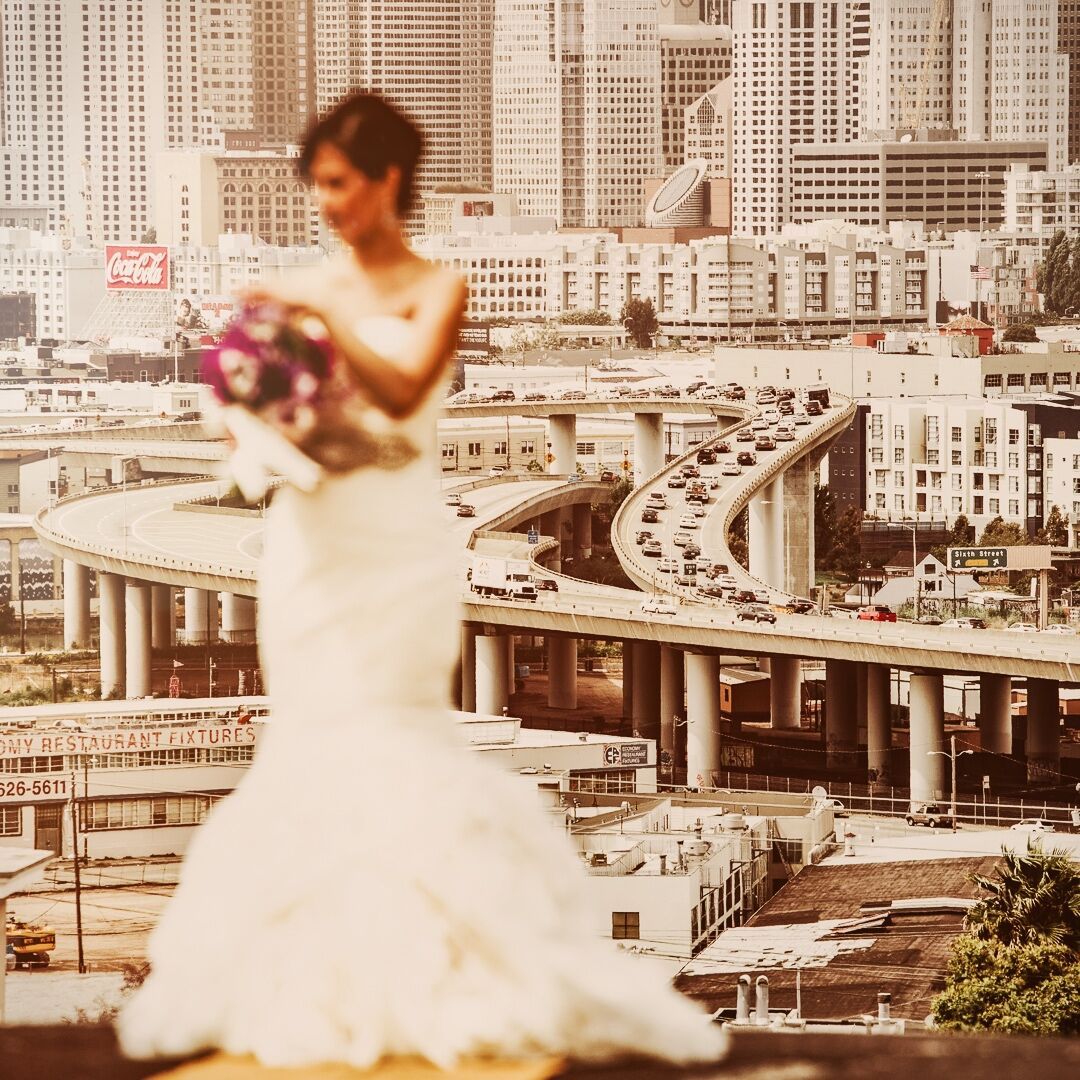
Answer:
21;855;182;893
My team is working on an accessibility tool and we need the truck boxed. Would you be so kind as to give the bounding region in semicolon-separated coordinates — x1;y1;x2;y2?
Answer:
469;556;537;601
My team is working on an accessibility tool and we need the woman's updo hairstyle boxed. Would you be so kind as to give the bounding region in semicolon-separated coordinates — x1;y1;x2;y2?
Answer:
298;93;423;216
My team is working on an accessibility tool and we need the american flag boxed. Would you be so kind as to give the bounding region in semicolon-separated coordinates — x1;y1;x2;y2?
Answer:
970;264;992;281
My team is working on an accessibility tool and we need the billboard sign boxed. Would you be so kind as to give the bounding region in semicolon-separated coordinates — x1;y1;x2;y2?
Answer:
603;743;649;767
105;244;170;290
948;546;1054;571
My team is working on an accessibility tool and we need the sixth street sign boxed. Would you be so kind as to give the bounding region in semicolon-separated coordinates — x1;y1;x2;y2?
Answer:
948;546;1007;570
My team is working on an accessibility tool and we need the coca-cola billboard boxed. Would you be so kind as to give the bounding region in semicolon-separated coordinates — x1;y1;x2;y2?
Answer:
105;244;170;290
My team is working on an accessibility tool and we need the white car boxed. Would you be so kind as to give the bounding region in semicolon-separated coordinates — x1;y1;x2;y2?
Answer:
721;460;742;476
657;557;680;574
793;411;811;425
762;408;781;425
488;465;508;478
753;589;770;604
641;595;679;615
751;417;769;431
646;492;668;509
689;504;706;518
444;493;462;506
678;514;700;529
1005;622;1039;633
1042;624;1077;635
1009;818;1056;833
672;531;693;547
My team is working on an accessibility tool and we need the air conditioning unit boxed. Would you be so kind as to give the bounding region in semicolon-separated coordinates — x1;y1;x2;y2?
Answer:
590;853;609;866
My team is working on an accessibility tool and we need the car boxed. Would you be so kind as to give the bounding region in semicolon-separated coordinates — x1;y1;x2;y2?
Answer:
736;428;756;442
733;589;758;604
805;399;823;416
682;543;701;560
721;460;742;476
737;604;777;624
488;465;508;478
725;385;746;400
857;605;897;622
680;465;701;479
535;578;559;591
635;530;654;544
696;585;729;600
751;417;769;431
599;470;617;483
1005;622;1039;633
777;388;796;402
674;569;696;586
641;595;679;615
793;411;811;425
1042;623;1077;635
642;539;663;557
646;492;668;508
753;589;771;604
444;492;462;506
523;391;548;402
490;389;516;402
755;389;777;405
694;557;714;574
696;447;718;465
685;380;708;395
667;475;687;488
678;514;700;529
559;389;587;401
641;507;660;523
714;441;731;454
775;425;796;442
686;491;708;506
736;451;757;466
456;503;476;517
709;476;721;489
688;504;706;518
754;436;777;451
673;531;693;547
762;408;781;425
786;599;815;614
778;400;795;416
1009;818;1057;832
657;557;680;574
905;803;954;829
916;615;943;625
940;617;987;630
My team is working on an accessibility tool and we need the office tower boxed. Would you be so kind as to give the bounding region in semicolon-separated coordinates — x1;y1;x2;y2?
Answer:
494;0;662;228
731;1;858;236
1062;2;1080;164
313;2;494;198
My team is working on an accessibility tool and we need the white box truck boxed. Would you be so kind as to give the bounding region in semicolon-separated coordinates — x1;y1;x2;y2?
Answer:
470;556;537;601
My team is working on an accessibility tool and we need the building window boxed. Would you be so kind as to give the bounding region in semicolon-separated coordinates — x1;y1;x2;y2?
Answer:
951;449;962;465
926;449;939;466
467;442;481;457
950;426;962;443
893;448;904;464
870;447;883;463
611;911;640;939
0;806;20;836
440;443;456;460
494;441;508;456
520;440;535;455
80;795;213;831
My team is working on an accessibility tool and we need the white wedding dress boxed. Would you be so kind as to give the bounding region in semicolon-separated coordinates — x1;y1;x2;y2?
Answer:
118;316;726;1069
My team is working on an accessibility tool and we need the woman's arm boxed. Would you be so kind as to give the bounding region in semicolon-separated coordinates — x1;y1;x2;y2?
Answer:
319;271;467;419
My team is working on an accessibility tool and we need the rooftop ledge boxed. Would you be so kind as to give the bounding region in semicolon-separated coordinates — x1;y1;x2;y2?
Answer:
2;1025;1079;1080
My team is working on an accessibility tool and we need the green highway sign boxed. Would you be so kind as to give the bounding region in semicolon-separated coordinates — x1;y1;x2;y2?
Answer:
948;546;1007;570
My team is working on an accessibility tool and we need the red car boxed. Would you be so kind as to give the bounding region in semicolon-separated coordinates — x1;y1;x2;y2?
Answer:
857;605;897;622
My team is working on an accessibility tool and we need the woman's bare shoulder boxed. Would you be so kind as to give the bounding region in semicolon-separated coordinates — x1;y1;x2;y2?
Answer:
408;260;467;311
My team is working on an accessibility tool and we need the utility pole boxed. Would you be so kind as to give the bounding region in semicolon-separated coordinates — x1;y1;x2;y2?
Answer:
929;734;973;833
70;769;86;972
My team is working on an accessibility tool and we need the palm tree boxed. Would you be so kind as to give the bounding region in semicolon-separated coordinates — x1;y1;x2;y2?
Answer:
967;843;1080;951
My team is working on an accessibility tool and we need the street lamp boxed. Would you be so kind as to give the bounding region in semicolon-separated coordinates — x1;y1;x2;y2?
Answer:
928;734;973;832
891;522;920;620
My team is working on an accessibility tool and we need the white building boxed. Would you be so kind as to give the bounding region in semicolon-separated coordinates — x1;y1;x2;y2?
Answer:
685;81;733;180
1042;437;1080;548
863;396;1032;529
0;231;103;342
730;0;862;236
1004;163;1080;238
493;0;662;228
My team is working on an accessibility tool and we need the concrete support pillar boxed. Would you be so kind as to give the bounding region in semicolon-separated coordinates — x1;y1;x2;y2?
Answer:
62;560;91;649
748;477;783;589
909;673;946;804
825;659;858;768
631;641;661;742
540;511;562;572
475;633;509;716
221;593;257;644
547;635;578;710
151;585;175;650
547;413;577;475
865;663;893;784
183;587;208;643
505;635;516;702
460;625;477;713
979;673;1012;756
621;641;634;726
572;503;593;561
9;542;20;611
768;656;801;729
634;412;664;484
685;652;721;788
660;646;685;777
98;572;126;699
782;454;815;599
1026;678;1061;783
206;590;219;642
125;581;152;699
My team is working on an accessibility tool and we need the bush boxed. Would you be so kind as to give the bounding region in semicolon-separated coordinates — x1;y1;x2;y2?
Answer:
1002;323;1038;343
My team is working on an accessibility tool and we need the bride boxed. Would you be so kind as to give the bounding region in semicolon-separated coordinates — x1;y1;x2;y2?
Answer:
118;93;725;1070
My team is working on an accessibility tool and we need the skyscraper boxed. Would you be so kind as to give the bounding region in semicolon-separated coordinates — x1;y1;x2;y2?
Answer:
493;0;663;228
1061;1;1080;164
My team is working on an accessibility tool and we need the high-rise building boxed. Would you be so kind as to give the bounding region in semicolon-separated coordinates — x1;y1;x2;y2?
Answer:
731;1;859;236
493;0;662;228
658;8;731;169
312;2;493;202
1061;2;1080;164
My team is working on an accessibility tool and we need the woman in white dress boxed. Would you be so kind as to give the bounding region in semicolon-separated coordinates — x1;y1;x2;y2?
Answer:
118;94;726;1070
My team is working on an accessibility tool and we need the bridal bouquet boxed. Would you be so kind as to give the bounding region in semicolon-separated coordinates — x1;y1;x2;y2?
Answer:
202;301;417;499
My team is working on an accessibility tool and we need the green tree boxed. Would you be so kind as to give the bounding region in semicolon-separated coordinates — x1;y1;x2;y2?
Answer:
0;599;17;638
932;937;1080;1035
1036;231;1066;311
1002;323;1038;343
559;309;612;325
1037;505;1069;547
932;514;974;563
831;506;864;580
727;507;748;570
978;515;1029;547
813;483;839;570
966;844;1080;951
620;298;659;349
